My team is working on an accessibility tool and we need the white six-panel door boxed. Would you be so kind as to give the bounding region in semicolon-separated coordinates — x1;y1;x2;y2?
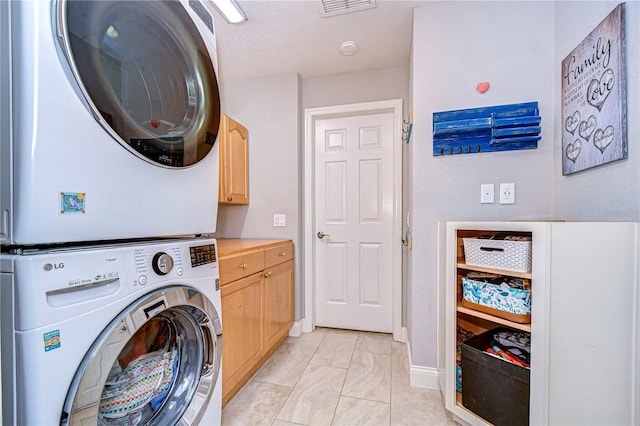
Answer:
313;111;395;332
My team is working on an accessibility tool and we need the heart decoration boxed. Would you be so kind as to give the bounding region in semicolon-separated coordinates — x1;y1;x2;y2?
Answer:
578;115;597;141
565;110;580;135
476;82;490;94
587;69;615;111
566;140;582;163
593;125;615;153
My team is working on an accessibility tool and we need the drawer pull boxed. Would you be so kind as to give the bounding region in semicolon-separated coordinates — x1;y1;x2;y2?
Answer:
278;252;286;257
264;271;272;278
227;196;233;202
240;263;248;269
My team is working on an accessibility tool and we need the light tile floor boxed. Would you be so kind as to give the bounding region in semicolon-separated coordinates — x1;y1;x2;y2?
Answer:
222;327;455;426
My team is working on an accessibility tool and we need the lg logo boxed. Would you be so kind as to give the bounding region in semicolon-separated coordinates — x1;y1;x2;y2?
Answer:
43;263;65;271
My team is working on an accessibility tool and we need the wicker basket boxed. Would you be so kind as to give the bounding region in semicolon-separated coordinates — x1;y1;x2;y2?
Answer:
463;238;532;272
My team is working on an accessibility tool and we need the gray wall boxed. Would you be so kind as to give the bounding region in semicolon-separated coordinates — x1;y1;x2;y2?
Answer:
301;66;409;110
214;73;303;319
410;0;556;367
215;1;639;371
552;1;640;221
409;0;639;368
215;67;409;322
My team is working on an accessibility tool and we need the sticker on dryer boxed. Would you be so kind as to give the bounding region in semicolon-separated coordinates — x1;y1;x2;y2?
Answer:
43;330;61;352
60;192;86;214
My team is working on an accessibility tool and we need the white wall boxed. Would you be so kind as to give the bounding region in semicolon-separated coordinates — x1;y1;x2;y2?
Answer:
410;1;555;367
553;1;640;220
215;73;303;318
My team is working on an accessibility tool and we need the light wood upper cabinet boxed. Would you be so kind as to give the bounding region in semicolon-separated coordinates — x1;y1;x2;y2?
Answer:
219;114;249;205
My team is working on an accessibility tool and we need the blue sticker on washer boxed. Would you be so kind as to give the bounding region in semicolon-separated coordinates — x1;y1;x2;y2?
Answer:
43;330;61;352
60;192;86;214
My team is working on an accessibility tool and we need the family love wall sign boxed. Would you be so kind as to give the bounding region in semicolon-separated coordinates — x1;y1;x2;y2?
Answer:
561;3;627;175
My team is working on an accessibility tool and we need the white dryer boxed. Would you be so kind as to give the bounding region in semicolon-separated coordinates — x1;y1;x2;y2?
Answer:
1;0;221;246
0;238;222;425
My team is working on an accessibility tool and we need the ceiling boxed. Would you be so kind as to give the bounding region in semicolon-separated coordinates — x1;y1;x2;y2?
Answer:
209;0;431;81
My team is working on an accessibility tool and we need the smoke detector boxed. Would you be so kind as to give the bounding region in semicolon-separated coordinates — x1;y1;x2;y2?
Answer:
340;41;358;56
322;0;376;17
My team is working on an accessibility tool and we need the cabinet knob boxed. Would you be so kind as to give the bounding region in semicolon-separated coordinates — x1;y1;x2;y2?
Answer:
240;263;248;269
264;271;272;278
227;196;233;202
278;252;286;257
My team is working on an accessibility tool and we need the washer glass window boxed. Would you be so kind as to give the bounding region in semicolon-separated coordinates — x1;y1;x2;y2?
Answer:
60;0;220;167
61;287;221;425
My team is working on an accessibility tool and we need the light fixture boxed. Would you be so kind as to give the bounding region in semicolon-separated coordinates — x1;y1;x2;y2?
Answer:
340;40;358;56
210;0;247;24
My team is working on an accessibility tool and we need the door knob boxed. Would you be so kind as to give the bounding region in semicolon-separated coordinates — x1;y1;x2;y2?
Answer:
317;231;330;239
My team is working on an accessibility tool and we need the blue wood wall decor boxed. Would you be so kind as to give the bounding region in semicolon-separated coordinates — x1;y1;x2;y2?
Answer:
433;102;541;156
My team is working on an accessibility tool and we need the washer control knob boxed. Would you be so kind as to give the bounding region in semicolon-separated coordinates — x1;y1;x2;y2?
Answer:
139;275;148;285
152;252;174;276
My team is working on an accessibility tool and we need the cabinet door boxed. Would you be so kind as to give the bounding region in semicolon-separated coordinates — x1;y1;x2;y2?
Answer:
219;114;249;205
548;222;637;425
221;272;263;402
264;260;294;350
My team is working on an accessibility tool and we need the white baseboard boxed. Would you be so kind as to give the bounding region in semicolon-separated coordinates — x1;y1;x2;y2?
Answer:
406;335;440;390
289;320;304;337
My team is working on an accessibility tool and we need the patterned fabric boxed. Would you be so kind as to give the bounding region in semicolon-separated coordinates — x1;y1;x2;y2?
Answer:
462;278;531;315
99;349;178;419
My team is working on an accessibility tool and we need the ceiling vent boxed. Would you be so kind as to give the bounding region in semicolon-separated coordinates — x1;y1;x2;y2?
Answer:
321;0;376;17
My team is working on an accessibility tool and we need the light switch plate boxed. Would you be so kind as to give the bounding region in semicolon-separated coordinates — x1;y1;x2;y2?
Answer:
273;213;286;227
480;184;494;204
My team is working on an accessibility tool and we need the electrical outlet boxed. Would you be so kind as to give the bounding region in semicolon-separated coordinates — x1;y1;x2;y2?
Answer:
273;214;286;227
480;184;494;204
499;183;515;204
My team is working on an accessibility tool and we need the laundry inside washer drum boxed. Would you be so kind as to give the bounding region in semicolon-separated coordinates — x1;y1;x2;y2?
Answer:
95;312;201;425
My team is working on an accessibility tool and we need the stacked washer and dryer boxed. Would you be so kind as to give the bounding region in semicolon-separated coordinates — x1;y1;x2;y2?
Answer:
1;0;224;424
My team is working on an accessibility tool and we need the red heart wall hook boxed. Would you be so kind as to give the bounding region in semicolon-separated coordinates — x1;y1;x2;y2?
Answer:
476;82;490;94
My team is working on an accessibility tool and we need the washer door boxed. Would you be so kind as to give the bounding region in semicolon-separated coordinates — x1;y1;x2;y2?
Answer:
61;286;222;426
57;0;220;168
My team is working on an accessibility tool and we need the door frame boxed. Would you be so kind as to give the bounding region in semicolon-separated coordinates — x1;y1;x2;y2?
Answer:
303;99;403;341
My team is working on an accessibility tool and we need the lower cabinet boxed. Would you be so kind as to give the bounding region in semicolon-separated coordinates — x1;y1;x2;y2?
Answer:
264;260;295;350
217;239;294;406
439;221;639;425
220;272;263;404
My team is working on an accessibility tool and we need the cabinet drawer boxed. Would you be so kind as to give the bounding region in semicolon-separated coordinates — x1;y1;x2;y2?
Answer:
219;250;265;285
265;242;293;268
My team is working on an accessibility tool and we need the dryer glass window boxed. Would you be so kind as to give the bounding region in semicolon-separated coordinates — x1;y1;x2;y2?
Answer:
61;0;220;168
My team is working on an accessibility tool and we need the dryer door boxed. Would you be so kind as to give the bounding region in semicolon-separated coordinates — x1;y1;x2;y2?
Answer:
61;286;222;426
57;0;220;168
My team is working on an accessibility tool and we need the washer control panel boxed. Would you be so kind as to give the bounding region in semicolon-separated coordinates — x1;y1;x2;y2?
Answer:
152;252;174;275
189;243;216;267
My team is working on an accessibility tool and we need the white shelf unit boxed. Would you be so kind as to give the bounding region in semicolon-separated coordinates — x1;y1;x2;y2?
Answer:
439;221;639;426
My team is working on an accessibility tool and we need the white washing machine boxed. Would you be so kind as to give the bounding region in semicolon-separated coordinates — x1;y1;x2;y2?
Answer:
0;0;221;246
0;238;222;425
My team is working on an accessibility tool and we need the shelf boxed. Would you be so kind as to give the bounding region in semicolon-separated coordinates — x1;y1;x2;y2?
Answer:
457;303;531;332
456;303;531;333
456;260;532;279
